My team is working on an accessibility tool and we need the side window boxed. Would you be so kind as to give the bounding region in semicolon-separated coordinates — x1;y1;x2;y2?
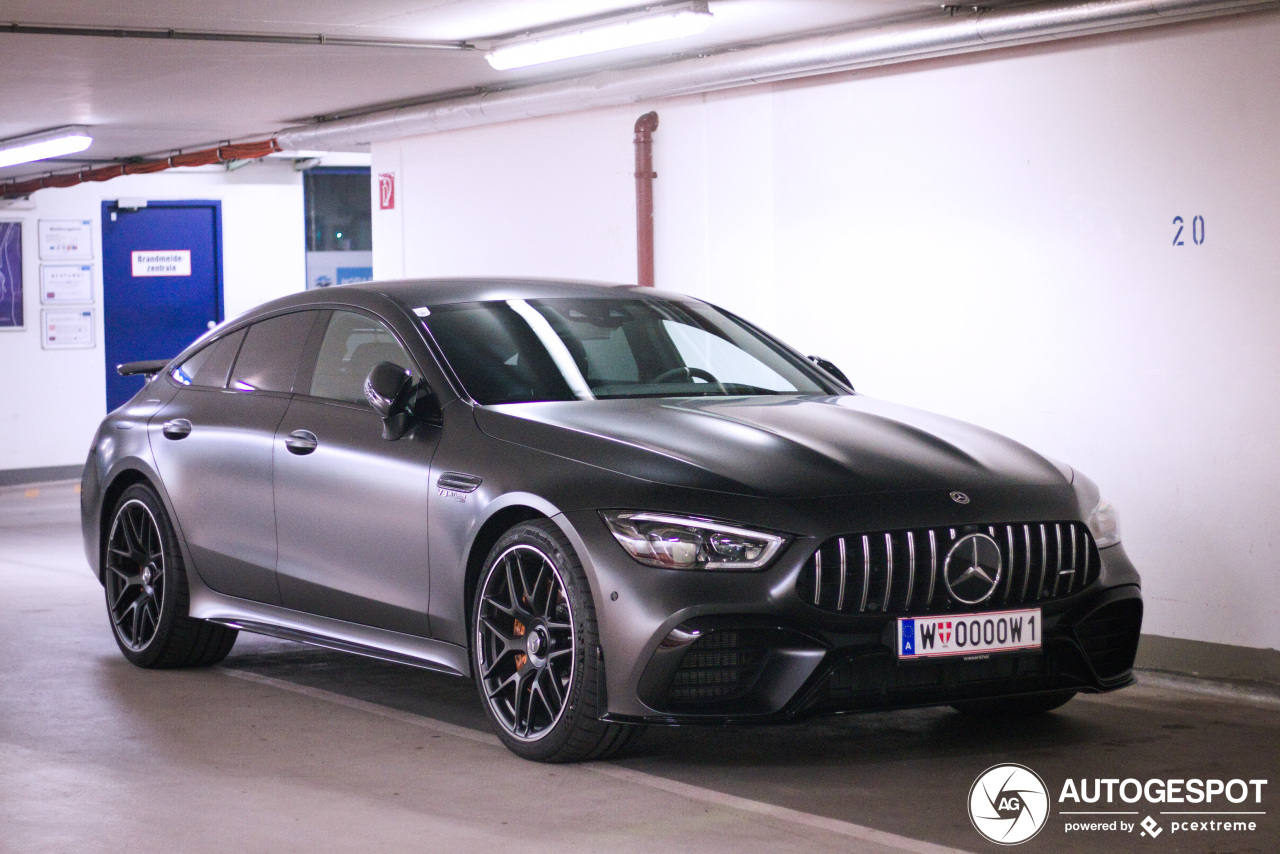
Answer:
171;329;245;389
229;311;319;393
308;310;416;405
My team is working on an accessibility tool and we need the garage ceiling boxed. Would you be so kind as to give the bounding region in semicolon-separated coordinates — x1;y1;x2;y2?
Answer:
0;0;1035;182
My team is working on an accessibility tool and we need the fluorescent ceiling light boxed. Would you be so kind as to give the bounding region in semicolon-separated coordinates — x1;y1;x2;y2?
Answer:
486;2;712;71
0;126;94;169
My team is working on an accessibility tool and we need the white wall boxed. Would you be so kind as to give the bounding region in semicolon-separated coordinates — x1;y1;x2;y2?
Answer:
373;11;1280;652
0;161;305;471
373;114;635;282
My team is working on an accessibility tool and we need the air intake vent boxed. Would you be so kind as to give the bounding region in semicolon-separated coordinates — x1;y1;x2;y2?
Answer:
667;631;766;704
795;522;1100;616
1075;598;1143;679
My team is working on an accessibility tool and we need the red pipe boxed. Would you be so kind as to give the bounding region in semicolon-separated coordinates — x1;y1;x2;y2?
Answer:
633;111;659;287
0;138;281;198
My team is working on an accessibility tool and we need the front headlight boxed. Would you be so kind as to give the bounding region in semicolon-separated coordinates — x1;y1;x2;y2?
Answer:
1086;499;1121;548
600;511;788;571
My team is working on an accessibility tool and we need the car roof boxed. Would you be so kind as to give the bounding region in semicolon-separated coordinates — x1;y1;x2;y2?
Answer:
348;277;697;307
218;278;707;344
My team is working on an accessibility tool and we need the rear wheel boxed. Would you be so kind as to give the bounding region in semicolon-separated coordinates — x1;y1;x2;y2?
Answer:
472;519;637;762
951;690;1077;716
103;483;237;668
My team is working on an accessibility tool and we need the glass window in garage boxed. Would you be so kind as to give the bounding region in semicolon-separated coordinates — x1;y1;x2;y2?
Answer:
304;167;373;290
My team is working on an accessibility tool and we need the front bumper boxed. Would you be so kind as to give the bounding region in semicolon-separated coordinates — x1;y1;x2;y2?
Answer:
561;508;1143;724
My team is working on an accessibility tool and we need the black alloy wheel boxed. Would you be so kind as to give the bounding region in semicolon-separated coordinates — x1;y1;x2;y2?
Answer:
103;483;238;668
105;497;167;652
472;519;637;762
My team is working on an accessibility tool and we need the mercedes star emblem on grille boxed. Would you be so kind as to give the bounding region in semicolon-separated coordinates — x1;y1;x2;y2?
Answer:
950;491;970;504
943;533;1003;604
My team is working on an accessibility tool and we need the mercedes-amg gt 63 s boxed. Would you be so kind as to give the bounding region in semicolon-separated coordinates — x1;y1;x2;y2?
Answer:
83;278;1143;761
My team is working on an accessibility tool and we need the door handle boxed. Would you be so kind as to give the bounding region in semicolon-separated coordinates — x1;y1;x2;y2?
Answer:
162;419;192;440
285;429;319;456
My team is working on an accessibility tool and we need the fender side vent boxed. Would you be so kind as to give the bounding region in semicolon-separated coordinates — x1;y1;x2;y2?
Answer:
437;471;482;493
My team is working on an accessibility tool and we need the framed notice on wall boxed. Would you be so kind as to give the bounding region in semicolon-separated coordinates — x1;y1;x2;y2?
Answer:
42;307;95;349
41;264;94;304
0;221;23;330
38;219;94;260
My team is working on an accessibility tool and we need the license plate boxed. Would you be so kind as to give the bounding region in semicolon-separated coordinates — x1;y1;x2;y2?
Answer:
897;608;1042;659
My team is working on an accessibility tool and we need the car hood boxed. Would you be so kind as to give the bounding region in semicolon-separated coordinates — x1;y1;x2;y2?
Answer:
473;394;1069;499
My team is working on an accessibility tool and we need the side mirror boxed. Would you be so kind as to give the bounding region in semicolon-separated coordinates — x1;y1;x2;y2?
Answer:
807;355;854;392
365;362;419;440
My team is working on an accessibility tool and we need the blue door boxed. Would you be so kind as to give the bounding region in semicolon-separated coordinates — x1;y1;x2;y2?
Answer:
102;200;223;411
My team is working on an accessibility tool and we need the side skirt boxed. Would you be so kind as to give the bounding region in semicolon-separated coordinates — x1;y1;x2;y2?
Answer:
191;590;471;678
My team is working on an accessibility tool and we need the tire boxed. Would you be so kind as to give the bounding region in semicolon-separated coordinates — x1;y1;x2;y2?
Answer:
471;519;636;762
951;690;1077;716
102;483;238;668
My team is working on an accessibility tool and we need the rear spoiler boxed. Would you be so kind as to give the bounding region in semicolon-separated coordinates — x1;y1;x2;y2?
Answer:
117;359;172;379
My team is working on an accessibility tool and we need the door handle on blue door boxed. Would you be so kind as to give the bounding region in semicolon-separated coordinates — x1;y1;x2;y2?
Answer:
162;419;192;440
285;430;319;455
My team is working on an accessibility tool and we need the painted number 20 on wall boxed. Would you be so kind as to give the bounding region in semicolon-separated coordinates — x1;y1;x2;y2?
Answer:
1172;215;1205;246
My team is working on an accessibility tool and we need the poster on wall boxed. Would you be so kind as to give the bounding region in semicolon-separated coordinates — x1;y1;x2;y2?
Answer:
0;221;22;330
41;307;95;349
38;219;94;260
41;264;94;304
306;250;373;289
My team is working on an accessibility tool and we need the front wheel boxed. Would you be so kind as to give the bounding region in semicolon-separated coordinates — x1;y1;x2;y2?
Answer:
472;519;637;762
103;483;238;668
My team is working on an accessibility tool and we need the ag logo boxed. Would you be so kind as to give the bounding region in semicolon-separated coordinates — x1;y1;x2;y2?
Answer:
968;764;1050;845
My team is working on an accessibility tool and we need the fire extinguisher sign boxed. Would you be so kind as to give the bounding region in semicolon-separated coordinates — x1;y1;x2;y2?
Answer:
378;173;396;210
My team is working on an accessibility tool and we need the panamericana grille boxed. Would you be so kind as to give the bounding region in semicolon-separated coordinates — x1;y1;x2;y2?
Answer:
795;522;1100;616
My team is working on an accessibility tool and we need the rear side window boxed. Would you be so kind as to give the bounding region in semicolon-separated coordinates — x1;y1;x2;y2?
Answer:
308;311;417;404
171;329;245;389
229;311;319;393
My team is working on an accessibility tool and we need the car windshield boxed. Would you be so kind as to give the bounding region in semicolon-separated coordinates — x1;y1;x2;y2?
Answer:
421;296;837;405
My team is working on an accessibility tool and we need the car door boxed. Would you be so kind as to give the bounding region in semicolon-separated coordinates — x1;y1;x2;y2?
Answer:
150;310;321;603
273;309;439;636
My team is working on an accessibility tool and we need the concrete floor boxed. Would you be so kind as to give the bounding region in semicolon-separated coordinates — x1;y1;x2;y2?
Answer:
2;481;1276;854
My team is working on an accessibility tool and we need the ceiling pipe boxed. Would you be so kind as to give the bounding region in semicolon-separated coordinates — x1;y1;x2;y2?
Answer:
633;112;659;287
276;0;1280;150
0;21;470;50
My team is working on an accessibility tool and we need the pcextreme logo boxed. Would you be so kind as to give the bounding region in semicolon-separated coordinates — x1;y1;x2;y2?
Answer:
967;765;1270;845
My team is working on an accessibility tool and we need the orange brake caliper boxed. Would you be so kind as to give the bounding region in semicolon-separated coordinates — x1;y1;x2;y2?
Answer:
513;619;527;671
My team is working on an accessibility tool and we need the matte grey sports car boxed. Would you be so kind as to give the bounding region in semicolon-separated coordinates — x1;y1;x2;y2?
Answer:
82;278;1142;761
